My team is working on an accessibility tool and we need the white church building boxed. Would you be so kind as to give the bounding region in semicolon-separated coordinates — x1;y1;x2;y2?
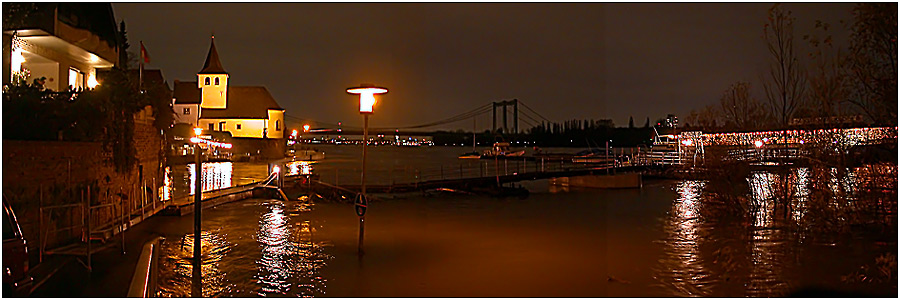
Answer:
172;37;284;140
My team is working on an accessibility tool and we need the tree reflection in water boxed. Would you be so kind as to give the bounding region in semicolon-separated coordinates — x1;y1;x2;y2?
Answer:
655;165;896;297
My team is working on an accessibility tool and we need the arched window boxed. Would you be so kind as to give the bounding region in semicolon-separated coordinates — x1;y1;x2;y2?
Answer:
204;77;210;85
214;78;219;85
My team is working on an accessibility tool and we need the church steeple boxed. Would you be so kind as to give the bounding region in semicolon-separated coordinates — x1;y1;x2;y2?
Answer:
198;35;229;109
199;35;227;74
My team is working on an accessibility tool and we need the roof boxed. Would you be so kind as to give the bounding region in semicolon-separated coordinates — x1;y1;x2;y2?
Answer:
198;37;227;74
200;86;283;119
172;81;201;104
127;69;169;91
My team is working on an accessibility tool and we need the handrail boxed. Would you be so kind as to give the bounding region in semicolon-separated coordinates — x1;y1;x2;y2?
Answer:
128;236;163;297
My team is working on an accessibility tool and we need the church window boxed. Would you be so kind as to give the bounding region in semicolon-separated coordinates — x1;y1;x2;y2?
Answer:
236;124;242;130
204;77;210;85
275;120;281;131
183;108;190;115
215;78;219;85
208;123;214;131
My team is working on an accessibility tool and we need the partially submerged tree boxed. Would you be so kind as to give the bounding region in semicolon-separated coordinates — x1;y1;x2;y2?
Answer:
719;81;768;130
844;3;897;126
762;4;807;128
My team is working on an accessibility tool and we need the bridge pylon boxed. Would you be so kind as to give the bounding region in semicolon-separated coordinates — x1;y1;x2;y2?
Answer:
492;99;518;135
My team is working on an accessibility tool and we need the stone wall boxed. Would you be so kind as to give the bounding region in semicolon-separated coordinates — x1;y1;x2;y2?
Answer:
2;107;164;261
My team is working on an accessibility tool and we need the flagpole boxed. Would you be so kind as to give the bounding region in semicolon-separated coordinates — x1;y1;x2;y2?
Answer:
139;41;143;92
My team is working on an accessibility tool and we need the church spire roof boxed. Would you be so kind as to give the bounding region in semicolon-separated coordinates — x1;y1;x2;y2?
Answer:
199;35;227;74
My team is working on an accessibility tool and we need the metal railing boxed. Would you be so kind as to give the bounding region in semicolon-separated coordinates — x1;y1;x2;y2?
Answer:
128;237;163;297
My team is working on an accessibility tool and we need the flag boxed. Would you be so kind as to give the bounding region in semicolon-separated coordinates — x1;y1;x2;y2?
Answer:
140;41;150;64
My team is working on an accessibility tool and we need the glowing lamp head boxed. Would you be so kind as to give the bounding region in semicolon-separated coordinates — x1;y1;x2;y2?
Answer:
347;84;388;114
291;129;298;137
681;139;693;146
303;124;310;132
754;140;764;148
87;72;99;89
193;128;203;136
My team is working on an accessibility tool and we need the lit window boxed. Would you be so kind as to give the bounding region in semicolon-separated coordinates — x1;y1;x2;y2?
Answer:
205;77;210;85
183;108;191;115
214;78;219;85
68;68;85;90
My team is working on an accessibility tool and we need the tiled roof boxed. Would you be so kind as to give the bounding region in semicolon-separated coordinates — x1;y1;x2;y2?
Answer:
200;86;283;119
172;83;283;119
198;37;227;74
172;81;201;104
127;69;169;91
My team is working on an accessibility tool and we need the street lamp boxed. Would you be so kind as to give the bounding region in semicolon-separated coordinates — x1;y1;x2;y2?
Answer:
346;83;388;257
188;128;232;296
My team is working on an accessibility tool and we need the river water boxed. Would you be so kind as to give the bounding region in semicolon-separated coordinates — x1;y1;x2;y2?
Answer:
157;145;896;297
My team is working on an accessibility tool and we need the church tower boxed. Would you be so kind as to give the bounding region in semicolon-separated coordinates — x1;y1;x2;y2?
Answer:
198;36;228;109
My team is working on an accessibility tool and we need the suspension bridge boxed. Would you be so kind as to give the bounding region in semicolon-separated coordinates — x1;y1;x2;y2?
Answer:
282;98;551;135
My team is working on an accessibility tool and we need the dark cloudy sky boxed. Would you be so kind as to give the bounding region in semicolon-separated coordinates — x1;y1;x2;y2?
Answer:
113;3;854;131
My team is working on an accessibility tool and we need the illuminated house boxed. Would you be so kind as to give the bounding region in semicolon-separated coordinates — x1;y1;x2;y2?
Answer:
172;37;285;140
2;3;118;90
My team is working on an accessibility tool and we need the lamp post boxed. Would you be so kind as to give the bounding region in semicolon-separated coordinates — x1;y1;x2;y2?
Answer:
187;128;233;296
347;84;388;257
191;127;203;297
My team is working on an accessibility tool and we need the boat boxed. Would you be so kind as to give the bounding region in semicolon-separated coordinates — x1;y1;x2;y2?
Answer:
481;142;525;158
459;118;482;159
458;151;481;159
288;148;326;161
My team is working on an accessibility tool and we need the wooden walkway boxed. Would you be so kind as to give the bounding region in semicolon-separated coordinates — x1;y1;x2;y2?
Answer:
285;163;646;196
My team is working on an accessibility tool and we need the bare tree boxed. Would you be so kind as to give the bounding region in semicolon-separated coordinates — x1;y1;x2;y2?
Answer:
762;4;807;128
697;104;720;131
845;3;897;126
719;81;767;130
804;20;849;121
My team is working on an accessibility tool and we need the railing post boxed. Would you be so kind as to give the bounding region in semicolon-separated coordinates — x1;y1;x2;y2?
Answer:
141;180;145;221
153;178;158;212
86;185;92;272
121;199;126;254
39;185;43;263
504;159;508;175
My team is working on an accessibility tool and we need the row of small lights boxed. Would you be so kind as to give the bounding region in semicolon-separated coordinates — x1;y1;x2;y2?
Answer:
190;128;233;148
678;127;898;148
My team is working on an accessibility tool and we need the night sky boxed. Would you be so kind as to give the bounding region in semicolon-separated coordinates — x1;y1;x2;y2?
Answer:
113;3;854;131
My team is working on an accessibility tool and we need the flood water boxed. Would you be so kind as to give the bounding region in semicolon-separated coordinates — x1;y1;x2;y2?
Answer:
156;145;897;297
